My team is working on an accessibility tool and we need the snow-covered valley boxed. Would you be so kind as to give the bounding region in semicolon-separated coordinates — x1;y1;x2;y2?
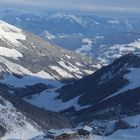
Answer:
0;9;140;140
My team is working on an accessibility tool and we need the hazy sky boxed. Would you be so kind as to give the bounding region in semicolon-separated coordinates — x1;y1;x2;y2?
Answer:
0;0;140;13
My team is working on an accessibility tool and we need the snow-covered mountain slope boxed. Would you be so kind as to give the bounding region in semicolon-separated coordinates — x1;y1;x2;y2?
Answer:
0;20;100;82
0;92;71;140
0;95;41;140
57;53;140;123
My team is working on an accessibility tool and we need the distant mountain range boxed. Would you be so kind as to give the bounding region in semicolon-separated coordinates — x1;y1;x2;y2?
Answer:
1;11;140;65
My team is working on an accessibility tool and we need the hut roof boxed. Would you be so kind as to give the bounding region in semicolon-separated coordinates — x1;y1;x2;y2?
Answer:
76;125;92;132
48;128;77;137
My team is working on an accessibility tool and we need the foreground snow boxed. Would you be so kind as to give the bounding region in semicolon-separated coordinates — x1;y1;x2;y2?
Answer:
0;96;42;140
110;115;140;140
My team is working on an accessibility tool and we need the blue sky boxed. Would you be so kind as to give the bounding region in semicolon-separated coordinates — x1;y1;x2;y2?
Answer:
0;0;140;13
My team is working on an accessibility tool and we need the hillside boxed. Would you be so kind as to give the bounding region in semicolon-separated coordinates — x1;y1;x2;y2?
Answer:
58;53;140;123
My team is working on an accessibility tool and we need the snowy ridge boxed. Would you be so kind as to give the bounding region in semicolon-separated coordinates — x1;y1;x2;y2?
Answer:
50;13;87;27
0;20;26;46
0;20;101;82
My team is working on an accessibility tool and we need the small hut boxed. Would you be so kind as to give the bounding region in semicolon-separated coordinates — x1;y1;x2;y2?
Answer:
77;125;93;136
45;128;78;140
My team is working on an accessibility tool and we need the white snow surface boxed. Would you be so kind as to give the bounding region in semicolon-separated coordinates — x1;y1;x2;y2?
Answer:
98;44;136;65
0;47;23;59
58;61;79;72
97;39;140;65
110;115;140;140
0;20;26;46
129;39;140;49
0;56;60;88
58;61;85;78
50;65;74;78
84;69;94;75
0;96;42;140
